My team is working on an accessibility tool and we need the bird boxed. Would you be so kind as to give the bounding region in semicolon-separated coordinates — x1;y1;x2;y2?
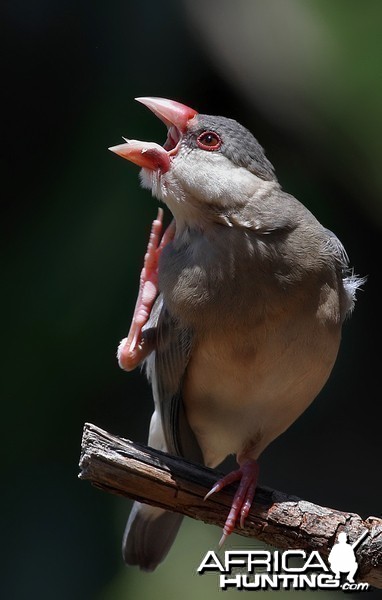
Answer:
109;97;362;572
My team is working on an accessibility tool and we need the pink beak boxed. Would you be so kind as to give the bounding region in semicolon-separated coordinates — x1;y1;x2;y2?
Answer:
108;97;198;173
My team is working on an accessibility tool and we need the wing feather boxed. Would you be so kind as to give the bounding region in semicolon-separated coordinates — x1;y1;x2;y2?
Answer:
143;295;202;462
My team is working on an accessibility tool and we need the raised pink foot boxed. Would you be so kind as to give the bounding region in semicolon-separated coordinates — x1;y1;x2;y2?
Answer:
117;208;175;371
204;459;259;547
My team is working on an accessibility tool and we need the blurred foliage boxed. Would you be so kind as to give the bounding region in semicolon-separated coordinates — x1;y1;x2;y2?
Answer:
2;1;381;599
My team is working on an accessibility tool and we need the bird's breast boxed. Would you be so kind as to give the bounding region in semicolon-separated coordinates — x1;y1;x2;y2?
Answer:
182;311;340;468
158;228;276;328
157;224;343;467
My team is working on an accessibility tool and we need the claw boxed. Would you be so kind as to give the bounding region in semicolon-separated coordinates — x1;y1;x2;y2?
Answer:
204;459;259;545
203;483;222;502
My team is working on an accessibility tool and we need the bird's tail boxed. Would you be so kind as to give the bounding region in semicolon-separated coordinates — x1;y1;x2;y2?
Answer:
122;397;203;571
122;501;183;571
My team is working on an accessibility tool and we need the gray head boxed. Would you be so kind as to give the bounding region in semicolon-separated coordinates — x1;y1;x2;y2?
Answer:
109;97;278;228
183;114;275;181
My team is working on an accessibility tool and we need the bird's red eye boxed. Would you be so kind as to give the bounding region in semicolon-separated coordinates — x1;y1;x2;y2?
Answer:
197;131;221;151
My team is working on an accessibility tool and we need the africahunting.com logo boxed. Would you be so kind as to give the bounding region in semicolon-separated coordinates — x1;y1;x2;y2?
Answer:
197;530;369;592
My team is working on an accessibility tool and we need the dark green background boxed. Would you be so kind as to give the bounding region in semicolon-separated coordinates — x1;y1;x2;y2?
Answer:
2;1;381;598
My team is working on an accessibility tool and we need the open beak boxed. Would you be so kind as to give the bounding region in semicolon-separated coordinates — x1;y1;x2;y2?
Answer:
108;97;198;173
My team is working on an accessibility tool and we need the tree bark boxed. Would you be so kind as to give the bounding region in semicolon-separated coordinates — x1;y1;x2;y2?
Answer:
79;422;382;588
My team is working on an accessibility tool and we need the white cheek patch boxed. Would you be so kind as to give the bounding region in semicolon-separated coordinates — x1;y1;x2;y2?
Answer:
171;151;264;208
138;149;274;231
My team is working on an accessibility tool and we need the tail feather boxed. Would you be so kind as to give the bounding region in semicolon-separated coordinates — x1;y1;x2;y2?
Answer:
122;501;183;571
122;404;200;570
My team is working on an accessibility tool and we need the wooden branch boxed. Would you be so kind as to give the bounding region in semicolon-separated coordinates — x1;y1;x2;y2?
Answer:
79;422;382;587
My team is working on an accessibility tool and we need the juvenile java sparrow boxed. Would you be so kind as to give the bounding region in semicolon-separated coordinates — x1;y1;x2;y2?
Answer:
109;97;361;571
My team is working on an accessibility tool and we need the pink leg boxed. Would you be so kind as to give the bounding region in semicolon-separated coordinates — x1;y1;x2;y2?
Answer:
117;208;175;371
204;459;259;547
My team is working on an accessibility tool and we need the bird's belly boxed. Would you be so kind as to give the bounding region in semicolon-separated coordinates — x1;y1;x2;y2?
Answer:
182;319;340;468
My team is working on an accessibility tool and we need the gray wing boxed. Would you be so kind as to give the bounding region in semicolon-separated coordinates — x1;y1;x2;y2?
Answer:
122;294;202;570
323;227;351;270
143;295;203;462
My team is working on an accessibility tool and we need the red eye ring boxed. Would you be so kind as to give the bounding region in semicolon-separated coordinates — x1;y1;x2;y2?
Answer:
197;131;221;151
